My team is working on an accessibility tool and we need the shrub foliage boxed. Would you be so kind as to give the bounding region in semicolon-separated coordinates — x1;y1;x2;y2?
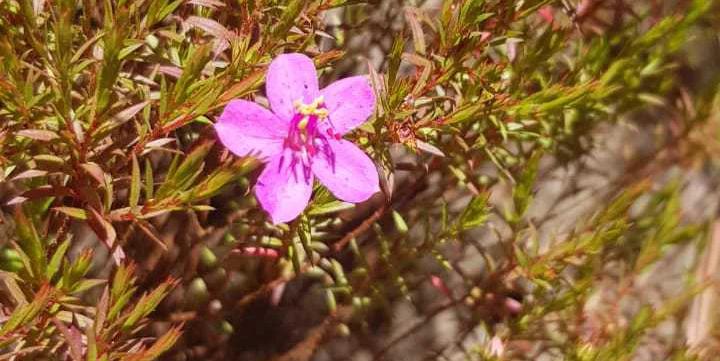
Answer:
1;0;719;360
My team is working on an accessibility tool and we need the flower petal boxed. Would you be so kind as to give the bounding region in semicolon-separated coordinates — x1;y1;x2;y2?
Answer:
321;76;376;135
311;139;379;203
255;152;314;224
215;99;288;160
266;53;320;121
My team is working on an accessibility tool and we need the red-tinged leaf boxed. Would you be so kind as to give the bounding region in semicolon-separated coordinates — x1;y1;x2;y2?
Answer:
53;207;88;220
0;284;53;337
87;208;117;250
80;162;106;184
6;196;28;206
315;30;335;40
26;185;74;197
185;16;233;41
218;69;264;104
108;207;132;222
188;0;225;8
0;346;45;358
0;272;28;306
157;65;183;78
11;169;48;181
124;325;183;361
72;120;85;143
144;138;175;149
141;146;183;156
112;101;150;127
34;154;66;171
405;8;426;55
415;140;445;157
314;50;345;67
51;318;83;361
95;287;110;331
137;208;176;219
70;32;104;64
16;129;59;141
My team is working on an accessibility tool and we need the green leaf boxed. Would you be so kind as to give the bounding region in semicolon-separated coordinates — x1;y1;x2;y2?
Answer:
121;278;176;331
406;8;426;55
53;206;88;220
392;210;409;235
85;317;98;361
46;237;71;280
272;0;304;39
130;155;141;209
173;43;212;105
0;284;53;338
156;141;213;198
308;200;355;216
59;249;93;292
458;196;490;231
190;159;257;201
125;325;183;361
512;151;541;219
144;158;154;200
14;207;46;280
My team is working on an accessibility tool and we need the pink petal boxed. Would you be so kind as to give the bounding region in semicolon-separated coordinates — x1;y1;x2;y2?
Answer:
266;53;320;121
311;139;379;203
255;153;314;224
321;76;376;135
215;99;288;160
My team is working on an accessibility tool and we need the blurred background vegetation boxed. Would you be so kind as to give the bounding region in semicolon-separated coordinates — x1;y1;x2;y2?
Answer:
1;0;720;360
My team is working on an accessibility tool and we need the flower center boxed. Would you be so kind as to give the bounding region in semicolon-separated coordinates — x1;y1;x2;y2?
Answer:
294;96;329;131
285;96;339;154
280;96;340;180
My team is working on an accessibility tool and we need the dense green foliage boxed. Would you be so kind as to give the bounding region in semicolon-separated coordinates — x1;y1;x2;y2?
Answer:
1;0;719;360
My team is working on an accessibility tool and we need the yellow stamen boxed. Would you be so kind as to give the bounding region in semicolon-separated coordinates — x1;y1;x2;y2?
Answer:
294;96;329;131
297;116;309;130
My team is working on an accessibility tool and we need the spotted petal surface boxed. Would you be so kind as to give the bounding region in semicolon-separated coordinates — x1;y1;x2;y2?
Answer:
255;151;314;224
266;53;320;121
321;76;376;135
214;99;288;160
311;139;379;203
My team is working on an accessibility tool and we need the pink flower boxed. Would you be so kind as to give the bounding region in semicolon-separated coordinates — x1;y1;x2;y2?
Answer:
215;53;380;224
